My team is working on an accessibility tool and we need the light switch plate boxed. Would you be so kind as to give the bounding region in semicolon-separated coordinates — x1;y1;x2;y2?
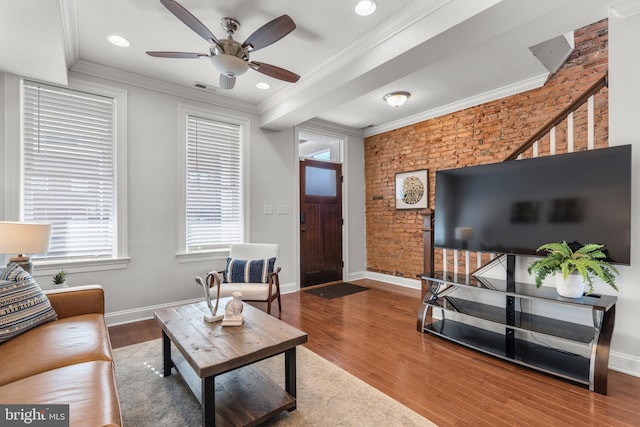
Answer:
277;204;289;215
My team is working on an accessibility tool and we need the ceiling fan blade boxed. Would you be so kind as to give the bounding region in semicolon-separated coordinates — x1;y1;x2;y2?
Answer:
220;74;236;90
242;15;296;52
146;51;208;58
249;61;300;83
160;0;222;48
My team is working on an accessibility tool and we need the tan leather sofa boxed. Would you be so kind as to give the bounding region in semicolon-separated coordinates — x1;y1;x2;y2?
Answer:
0;285;122;426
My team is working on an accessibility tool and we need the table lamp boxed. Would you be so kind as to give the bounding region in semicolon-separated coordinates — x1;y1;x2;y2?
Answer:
0;221;52;274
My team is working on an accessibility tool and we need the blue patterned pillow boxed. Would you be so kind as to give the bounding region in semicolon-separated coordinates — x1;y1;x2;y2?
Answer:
224;258;276;284
0;262;32;282
0;263;58;343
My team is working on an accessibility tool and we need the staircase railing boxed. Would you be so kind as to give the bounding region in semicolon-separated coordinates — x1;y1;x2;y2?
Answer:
423;73;609;295
504;73;608;161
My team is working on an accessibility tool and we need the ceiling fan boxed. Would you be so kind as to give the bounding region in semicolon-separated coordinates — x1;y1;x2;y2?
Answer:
147;0;300;90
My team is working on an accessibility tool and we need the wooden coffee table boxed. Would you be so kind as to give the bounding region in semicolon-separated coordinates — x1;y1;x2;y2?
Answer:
154;299;308;427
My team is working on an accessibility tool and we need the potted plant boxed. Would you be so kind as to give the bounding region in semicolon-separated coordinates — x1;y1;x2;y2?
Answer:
527;241;618;298
52;270;68;288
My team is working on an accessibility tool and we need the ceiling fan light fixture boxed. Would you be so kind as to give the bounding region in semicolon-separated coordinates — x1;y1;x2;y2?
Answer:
383;91;411;107
107;35;130;48
355;0;377;16
210;54;249;77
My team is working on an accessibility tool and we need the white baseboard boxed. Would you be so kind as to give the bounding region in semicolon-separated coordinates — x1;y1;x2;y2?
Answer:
364;271;421;290
105;297;202;326
106;282;299;326
280;281;298;295
347;271;367;281
609;350;640;377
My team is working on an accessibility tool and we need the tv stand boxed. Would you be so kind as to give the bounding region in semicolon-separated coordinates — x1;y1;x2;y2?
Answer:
417;259;616;394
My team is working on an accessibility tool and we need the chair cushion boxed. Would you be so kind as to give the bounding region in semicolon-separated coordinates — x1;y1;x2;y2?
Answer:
218;282;271;300
224;257;275;284
0;263;57;343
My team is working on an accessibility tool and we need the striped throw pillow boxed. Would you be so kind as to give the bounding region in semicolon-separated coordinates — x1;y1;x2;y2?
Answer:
223;258;276;284
0;263;58;343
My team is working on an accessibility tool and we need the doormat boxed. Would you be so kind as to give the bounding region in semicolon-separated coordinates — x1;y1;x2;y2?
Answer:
304;283;369;299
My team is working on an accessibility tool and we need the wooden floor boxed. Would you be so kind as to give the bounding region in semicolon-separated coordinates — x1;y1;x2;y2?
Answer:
109;279;640;426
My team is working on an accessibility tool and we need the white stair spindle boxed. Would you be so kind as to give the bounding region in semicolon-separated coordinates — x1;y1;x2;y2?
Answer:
453;250;459;276
443;249;447;274
465;251;470;276
568;112;574;153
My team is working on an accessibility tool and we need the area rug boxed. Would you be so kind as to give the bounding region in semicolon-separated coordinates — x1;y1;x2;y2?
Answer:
113;339;434;426
303;282;369;299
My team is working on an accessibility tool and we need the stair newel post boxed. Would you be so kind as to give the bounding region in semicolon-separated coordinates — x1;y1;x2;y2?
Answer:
417;209;435;331
421;209;434;300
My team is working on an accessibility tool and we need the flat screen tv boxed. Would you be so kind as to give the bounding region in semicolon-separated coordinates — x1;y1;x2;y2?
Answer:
434;145;631;264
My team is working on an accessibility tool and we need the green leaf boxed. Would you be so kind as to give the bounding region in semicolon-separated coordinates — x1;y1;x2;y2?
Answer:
527;241;619;293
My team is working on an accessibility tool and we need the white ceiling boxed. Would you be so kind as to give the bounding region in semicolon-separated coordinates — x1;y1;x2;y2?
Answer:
1;0;611;135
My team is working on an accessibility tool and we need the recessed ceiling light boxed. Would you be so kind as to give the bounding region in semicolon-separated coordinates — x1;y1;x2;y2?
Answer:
107;35;130;48
256;82;270;90
355;0;377;16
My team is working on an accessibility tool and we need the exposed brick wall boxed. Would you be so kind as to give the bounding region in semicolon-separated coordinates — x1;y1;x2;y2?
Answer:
364;19;609;279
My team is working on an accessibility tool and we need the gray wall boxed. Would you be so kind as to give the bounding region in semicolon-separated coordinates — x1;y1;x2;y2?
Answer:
1;70;366;325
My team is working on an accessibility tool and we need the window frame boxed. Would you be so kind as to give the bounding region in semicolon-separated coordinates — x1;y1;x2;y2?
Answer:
176;104;249;263
3;75;129;275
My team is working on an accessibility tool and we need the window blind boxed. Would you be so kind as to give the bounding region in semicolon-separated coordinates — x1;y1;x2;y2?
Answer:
186;115;242;251
22;82;116;260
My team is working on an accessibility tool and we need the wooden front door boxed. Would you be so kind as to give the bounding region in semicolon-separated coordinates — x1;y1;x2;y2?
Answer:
300;159;343;287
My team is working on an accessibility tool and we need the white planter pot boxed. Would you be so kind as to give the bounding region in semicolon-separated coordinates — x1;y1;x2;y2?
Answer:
554;272;585;298
52;280;68;289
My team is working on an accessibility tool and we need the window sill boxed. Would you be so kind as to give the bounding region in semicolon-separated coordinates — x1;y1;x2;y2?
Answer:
176;249;229;264
32;257;131;276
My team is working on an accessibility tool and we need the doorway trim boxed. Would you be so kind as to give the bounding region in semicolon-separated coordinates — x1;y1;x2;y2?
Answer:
294;125;348;291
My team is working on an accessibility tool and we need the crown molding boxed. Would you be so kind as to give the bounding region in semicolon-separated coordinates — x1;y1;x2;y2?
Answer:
257;0;453;114
60;0;80;67
298;118;364;139
610;0;640;18
70;60;259;115
364;73;549;138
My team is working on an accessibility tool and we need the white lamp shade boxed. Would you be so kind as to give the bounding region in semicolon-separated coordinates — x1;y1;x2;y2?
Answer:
0;221;52;255
210;54;249;77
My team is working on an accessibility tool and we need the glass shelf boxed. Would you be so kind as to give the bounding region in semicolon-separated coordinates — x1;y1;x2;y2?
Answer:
421;271;617;311
424;319;590;385
429;295;595;343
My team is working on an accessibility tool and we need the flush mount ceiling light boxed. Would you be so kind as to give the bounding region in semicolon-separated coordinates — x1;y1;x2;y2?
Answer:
383;91;411;107
355;0;377;16
256;82;270;90
107;35;130;47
